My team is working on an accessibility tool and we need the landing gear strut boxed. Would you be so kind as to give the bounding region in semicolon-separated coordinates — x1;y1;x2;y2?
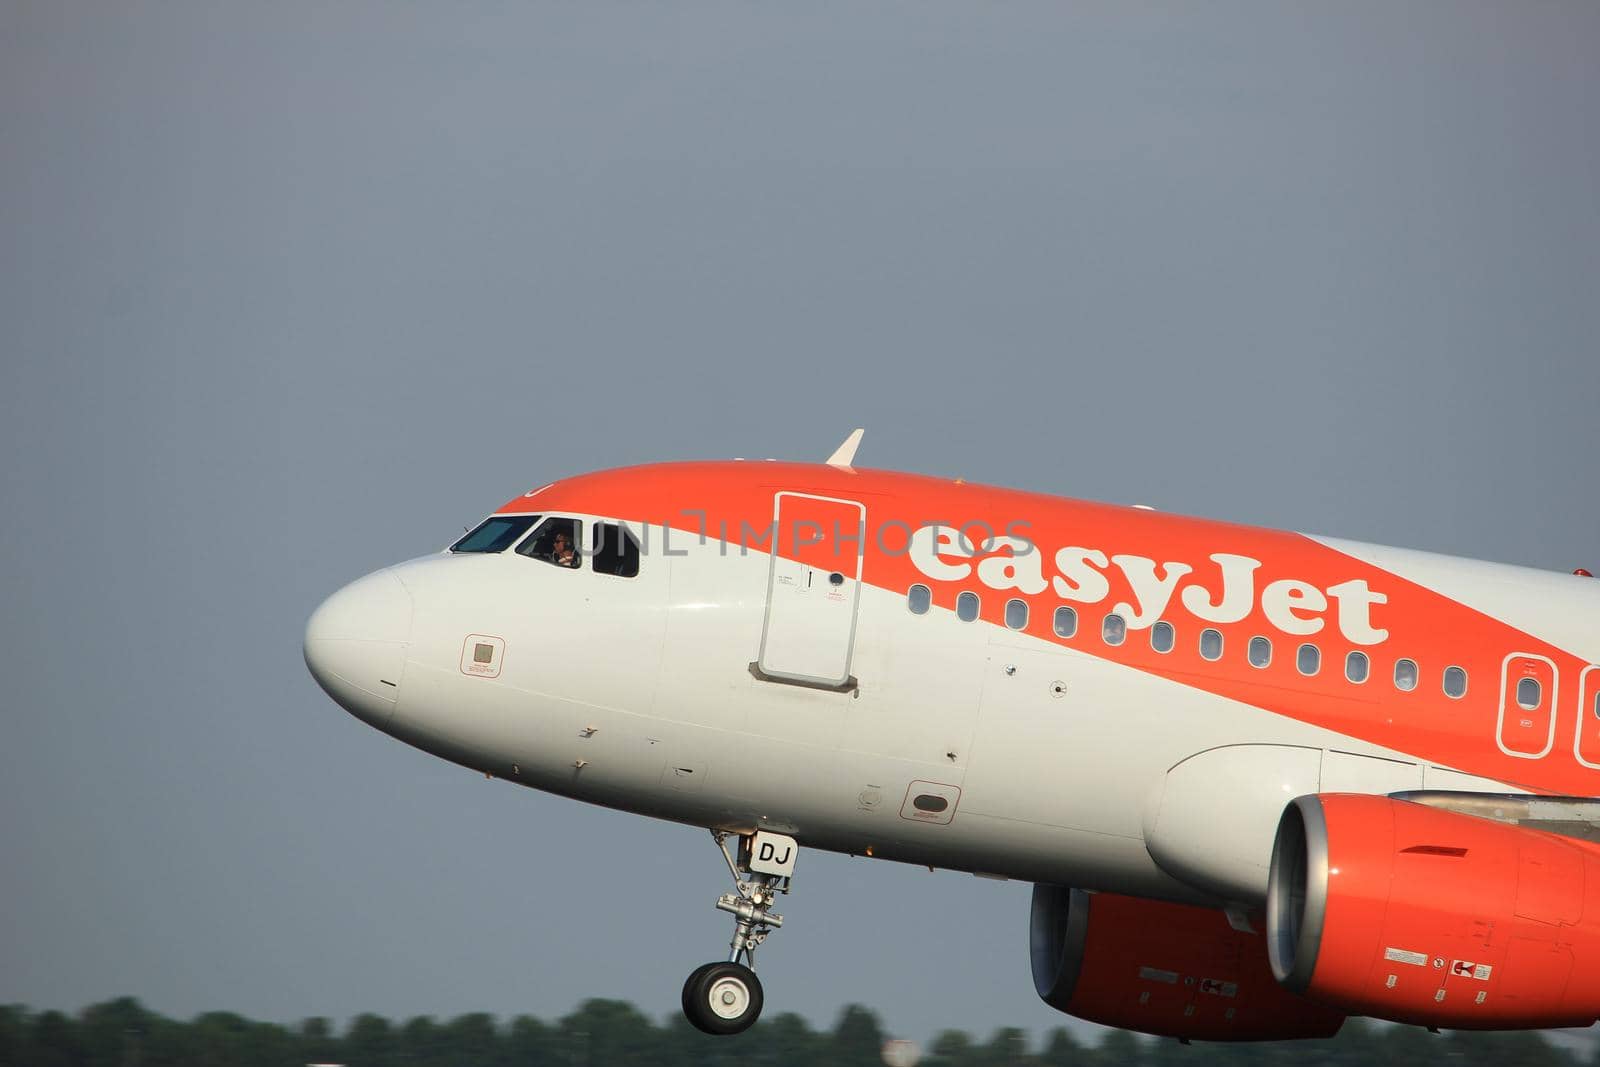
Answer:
681;830;797;1035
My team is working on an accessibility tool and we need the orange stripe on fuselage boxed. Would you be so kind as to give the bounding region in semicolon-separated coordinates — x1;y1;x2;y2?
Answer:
498;461;1598;796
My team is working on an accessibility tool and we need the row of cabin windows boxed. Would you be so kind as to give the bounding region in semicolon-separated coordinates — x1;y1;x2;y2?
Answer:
906;584;1516;703
450;514;642;577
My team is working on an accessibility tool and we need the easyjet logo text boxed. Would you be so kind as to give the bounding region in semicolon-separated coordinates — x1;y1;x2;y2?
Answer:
908;525;1389;645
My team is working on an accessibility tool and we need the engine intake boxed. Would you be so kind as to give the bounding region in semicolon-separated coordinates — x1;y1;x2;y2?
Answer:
1030;884;1343;1041
1268;793;1600;1029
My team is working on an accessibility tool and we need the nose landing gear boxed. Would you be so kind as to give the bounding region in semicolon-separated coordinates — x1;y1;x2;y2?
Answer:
681;830;797;1035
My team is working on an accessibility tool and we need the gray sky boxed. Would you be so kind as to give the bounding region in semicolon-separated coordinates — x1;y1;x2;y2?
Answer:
3;0;1598;1047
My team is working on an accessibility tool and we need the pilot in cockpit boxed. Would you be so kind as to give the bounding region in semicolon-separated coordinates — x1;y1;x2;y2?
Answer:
550;529;578;568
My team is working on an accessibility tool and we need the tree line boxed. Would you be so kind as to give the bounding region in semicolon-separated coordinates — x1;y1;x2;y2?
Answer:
0;996;1589;1067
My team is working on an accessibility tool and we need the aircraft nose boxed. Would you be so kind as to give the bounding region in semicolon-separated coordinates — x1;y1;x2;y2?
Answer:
304;568;414;728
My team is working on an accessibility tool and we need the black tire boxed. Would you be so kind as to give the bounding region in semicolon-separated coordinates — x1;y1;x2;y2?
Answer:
682;961;764;1035
680;962;718;1030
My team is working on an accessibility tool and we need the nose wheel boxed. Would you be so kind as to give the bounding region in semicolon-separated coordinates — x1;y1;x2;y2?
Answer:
682;830;797;1035
682;961;764;1035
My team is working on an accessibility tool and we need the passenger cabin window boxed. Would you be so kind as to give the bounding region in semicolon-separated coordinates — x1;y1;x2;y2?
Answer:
1102;613;1127;647
956;591;980;623
592;522;641;578
1053;606;1078;638
1593;690;1600;720
1346;651;1370;684
1005;599;1028;630
452;515;537;553
1248;636;1272;669
1200;628;1223;661
1151;621;1175;654
1443;666;1468;699
1297;643;1320;677
516;516;583;569
1517;676;1543;710
1394;658;1419;692
907;584;931;615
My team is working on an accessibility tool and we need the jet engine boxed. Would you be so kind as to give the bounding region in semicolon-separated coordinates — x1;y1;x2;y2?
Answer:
1029;885;1344;1041
1267;793;1600;1029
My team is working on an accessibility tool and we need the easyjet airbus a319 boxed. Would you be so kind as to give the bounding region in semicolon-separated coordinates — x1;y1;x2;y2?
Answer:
305;431;1600;1041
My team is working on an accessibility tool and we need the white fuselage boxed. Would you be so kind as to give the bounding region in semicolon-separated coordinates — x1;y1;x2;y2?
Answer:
309;510;1534;909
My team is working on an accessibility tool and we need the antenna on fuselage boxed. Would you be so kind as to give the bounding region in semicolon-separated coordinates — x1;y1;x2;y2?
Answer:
826;428;865;468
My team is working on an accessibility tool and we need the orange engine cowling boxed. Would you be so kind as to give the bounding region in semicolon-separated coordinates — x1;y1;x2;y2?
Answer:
1029;885;1345;1041
1267;793;1600;1030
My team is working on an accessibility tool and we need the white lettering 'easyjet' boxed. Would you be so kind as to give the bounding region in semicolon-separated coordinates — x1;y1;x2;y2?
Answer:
907;526;1388;644
1180;554;1261;625
977;536;1049;595
908;524;973;582
1111;555;1193;629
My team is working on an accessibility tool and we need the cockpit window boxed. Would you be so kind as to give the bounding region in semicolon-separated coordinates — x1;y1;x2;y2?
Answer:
592;522;641;578
451;515;538;554
515;516;583;569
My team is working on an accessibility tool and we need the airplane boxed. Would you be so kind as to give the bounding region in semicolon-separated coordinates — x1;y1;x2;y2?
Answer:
304;430;1600;1041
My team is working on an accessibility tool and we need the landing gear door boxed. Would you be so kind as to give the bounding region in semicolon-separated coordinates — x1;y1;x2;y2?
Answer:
756;492;865;689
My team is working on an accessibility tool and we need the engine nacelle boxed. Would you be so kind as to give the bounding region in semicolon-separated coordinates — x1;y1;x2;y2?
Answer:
1268;793;1600;1029
1030;885;1344;1041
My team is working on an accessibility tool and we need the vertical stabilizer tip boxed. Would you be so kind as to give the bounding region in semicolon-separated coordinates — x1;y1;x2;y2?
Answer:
826;428;865;468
